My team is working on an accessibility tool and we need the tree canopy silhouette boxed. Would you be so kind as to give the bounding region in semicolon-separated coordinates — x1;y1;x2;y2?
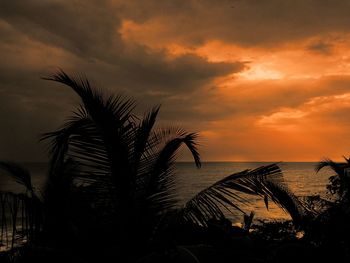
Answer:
0;70;313;261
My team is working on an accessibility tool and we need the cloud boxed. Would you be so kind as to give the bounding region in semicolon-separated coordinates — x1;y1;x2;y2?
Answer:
0;85;69;161
258;93;350;129
2;1;350;162
187;76;350;161
307;41;333;55
0;0;124;59
113;49;244;94
0;0;246;161
118;0;350;47
0;0;245;94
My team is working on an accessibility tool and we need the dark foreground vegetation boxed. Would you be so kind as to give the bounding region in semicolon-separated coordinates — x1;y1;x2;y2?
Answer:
1;71;350;262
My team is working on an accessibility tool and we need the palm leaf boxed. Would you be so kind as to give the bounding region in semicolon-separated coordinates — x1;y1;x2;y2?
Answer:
262;178;310;225
41;112;114;206
44;70;136;134
298;195;333;216
44;71;137;200
181;164;307;226
142;129;201;215
0;161;33;192
315;158;347;176
132;106;160;177
342;155;350;164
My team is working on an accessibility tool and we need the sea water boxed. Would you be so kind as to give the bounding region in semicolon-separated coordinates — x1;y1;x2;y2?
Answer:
0;162;332;222
175;162;330;222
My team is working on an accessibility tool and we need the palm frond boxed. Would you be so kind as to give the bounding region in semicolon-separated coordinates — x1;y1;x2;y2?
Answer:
0;161;33;192
133;106;160;175
315;158;347;177
262;178;309;225
44;71;138;201
152;130;201;171
298;195;333;217
41;112;94;162
147;127;200;165
44;70;136;131
342;155;350;163
181;164;307;226
142;130;201;215
43;70;103;115
41;112;113;196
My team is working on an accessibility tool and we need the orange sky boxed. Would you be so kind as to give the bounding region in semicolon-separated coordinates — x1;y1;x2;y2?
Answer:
119;10;350;161
1;1;350;162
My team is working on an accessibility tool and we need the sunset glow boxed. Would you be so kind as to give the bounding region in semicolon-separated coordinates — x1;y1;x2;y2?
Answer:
2;1;350;162
120;16;350;161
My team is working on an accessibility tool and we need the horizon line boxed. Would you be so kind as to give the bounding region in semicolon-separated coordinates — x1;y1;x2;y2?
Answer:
16;160;325;163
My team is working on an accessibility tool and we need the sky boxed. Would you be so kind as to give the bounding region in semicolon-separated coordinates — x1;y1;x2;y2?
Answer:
1;0;350;162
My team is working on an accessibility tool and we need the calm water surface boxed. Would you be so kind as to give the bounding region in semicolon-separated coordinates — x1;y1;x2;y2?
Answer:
0;162;332;222
175;162;330;221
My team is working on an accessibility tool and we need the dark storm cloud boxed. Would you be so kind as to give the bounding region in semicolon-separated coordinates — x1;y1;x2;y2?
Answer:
117;51;244;93
119;0;350;46
2;0;350;162
0;0;242;93
0;0;244;161
0;0;123;59
0;67;77;161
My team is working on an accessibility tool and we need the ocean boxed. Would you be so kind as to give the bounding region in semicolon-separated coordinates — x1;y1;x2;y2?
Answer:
175;162;330;222
0;162;332;223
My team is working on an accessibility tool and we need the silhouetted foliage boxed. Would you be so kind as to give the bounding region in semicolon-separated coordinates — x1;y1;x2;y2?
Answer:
181;164;310;228
312;157;350;246
2;70;339;262
316;157;350;203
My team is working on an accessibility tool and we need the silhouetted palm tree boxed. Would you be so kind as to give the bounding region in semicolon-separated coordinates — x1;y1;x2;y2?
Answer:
1;70;310;260
0;162;42;246
313;157;350;243
181;164;310;228
41;71;310;241
40;71;202;253
0;159;86;248
316;157;350;202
